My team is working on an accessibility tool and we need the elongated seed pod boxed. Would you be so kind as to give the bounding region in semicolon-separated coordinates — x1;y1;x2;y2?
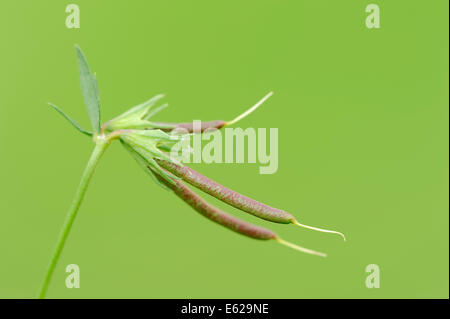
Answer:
154;171;326;257
157;159;294;223
151;92;274;133
156;159;346;241
155;172;276;240
153;120;226;133
124;145;328;256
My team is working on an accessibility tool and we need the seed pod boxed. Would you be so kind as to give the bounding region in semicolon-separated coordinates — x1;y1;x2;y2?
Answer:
156;159;346;240
154;171;327;257
157;159;294;223
160;175;276;240
154;120;226;133
123;145;327;256
151;92;274;133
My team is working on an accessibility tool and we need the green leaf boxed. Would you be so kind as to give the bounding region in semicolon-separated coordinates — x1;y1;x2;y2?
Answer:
48;103;93;136
75;45;100;133
93;72;100;102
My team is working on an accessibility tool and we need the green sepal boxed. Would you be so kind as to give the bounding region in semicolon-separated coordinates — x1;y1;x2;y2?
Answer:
143;103;168;120
126;141;179;186
121;130;188;165
121;140;170;190
120;131;182;186
106;94;168;131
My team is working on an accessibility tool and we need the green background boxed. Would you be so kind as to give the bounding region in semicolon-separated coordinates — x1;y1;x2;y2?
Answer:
0;0;448;298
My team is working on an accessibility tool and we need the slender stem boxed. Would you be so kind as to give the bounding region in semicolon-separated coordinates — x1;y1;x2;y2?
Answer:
37;137;109;299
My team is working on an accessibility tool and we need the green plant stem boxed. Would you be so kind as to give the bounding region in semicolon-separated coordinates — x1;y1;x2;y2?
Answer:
37;137;109;299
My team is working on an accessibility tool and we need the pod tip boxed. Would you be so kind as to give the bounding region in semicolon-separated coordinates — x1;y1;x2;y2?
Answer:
292;219;346;242
275;237;327;258
226;91;274;126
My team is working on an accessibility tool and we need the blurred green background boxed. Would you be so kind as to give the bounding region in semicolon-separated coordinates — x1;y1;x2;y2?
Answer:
0;0;448;298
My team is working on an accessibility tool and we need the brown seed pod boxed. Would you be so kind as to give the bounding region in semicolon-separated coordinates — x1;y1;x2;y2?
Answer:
157;159;294;223
156;159;346;241
154;120;226;133
158;175;277;240
151;92;274;133
152;170;327;257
